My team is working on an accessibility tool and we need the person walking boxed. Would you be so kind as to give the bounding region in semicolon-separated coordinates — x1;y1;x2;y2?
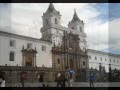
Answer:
66;67;75;87
60;71;67;87
56;71;62;87
0;77;2;87
0;77;5;87
38;73;44;87
89;72;95;87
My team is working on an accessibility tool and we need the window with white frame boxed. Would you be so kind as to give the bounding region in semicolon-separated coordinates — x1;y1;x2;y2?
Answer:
9;52;15;61
117;60;119;63
114;59;115;63
95;56;97;60
100;57;102;61
109;59;111;62
105;58;107;61
41;45;46;51
10;40;16;47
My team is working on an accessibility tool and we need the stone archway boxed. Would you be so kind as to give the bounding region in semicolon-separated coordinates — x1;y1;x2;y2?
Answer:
21;46;37;67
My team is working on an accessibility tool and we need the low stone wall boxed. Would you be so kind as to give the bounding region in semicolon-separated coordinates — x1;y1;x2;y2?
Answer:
0;66;64;84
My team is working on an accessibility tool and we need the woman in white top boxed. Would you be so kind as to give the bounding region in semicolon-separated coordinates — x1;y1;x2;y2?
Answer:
1;77;5;87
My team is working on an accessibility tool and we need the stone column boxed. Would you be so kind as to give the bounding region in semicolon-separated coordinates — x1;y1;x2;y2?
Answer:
23;55;25;66
22;54;24;66
35;54;36;67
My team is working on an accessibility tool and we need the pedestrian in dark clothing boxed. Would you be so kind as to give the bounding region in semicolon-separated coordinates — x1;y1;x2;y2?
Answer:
60;72;67;87
38;73;44;87
89;72;94;87
46;84;49;87
42;83;45;87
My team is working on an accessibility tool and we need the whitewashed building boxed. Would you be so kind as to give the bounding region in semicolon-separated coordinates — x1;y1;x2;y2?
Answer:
0;31;53;67
88;49;120;72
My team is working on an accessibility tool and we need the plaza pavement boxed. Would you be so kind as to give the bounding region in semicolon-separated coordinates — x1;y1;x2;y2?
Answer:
6;82;120;87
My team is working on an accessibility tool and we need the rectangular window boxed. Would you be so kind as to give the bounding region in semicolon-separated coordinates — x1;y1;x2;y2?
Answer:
83;61;85;66
117;60;119;63
95;56;97;60
9;52;15;61
105;58;107;61
42;45;46;51
109;59;111;62
10;40;15;47
100;57;102;61
27;43;32;48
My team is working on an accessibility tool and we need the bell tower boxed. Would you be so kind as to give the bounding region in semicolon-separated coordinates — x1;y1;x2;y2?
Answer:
68;9;87;51
41;3;61;43
68;9;84;33
42;3;61;27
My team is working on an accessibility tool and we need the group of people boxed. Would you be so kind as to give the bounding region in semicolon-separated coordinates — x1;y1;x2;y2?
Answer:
55;68;95;87
37;67;95;87
56;67;75;87
0;68;95;87
0;77;5;87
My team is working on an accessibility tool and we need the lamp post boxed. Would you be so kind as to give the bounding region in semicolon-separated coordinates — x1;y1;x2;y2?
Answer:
109;64;111;82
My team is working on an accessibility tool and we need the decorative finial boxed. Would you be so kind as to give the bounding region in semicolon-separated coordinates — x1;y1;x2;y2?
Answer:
74;8;76;13
47;3;55;12
72;9;80;21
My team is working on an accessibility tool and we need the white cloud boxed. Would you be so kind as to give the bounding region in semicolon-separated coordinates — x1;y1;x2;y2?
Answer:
85;20;108;51
108;18;120;54
1;3;114;53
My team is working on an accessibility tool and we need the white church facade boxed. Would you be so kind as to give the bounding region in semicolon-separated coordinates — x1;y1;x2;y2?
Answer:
0;3;120;72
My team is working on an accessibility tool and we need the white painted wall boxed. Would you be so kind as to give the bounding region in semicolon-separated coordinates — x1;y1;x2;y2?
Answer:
0;34;52;67
88;50;120;72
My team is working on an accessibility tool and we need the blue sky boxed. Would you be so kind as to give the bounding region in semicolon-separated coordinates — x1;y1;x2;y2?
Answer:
91;3;108;22
109;3;120;20
0;3;120;54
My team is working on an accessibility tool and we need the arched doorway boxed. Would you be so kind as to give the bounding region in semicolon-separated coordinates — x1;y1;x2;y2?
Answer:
21;46;37;67
25;57;32;66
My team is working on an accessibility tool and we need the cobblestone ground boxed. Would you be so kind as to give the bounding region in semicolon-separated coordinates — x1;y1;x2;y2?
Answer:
5;82;120;87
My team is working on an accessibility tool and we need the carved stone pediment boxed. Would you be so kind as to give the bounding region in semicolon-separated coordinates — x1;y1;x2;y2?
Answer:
21;47;37;53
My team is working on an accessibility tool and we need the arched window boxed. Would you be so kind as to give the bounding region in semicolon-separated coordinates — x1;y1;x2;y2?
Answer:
9;52;15;61
55;18;58;24
71;27;74;29
57;59;60;64
80;26;82;32
46;19;48;25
